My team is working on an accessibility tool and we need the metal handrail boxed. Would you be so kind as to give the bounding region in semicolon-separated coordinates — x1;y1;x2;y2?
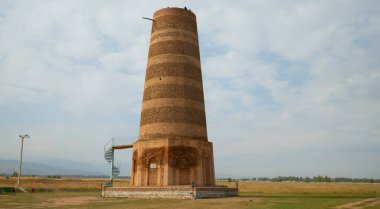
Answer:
104;138;113;152
104;137;136;152
111;137;136;147
103;136;137;187
113;159;120;169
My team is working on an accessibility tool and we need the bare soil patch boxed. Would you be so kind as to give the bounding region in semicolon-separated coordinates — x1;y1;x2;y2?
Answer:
334;196;380;209
37;196;101;207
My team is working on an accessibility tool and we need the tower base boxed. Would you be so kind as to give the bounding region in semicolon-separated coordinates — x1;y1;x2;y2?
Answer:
101;186;238;199
131;137;215;186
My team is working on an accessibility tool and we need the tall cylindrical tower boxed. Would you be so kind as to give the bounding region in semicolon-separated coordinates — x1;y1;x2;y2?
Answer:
131;7;215;187
140;8;207;140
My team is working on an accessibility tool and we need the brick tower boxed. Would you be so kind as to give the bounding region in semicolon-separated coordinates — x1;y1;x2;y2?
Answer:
131;7;215;186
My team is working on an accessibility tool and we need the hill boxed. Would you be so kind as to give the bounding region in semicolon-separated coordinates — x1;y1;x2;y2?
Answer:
0;159;105;176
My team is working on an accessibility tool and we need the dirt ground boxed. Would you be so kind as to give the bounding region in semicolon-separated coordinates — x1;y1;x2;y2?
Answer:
1;179;380;208
334;197;380;209
36;196;100;207
1;192;379;209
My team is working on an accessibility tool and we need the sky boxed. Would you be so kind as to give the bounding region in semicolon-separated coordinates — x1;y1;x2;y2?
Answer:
0;0;379;178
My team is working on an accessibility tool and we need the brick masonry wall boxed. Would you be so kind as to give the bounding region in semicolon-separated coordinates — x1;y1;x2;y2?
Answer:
139;7;207;140
102;190;195;199
151;15;197;34
101;186;238;199
150;31;198;43
145;62;202;81
194;187;239;198
148;40;200;59
132;7;216;188
142;84;204;103
140;106;206;126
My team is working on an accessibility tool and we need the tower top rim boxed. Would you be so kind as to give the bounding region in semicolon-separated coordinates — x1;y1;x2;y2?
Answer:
154;7;196;18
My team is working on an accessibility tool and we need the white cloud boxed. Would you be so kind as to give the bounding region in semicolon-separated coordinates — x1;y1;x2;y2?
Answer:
1;0;379;177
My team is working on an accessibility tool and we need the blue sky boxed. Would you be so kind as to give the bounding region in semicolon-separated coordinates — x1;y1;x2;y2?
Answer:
1;0;380;178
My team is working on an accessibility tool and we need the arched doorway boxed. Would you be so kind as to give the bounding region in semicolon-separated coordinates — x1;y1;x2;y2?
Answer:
147;157;158;186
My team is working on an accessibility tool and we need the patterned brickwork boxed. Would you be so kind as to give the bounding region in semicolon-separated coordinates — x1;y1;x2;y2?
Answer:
142;84;204;103
102;186;238;199
141;98;205;112
140;106;206;126
168;146;199;168
131;139;214;187
151;32;198;43
147;157;158;186
144;77;203;90
145;62;202;81
131;8;216;188
148;55;201;69
139;132;207;141
148;40;200;59
152;15;197;34
154;8;196;19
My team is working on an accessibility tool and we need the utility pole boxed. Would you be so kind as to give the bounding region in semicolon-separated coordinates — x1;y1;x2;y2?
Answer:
16;134;30;188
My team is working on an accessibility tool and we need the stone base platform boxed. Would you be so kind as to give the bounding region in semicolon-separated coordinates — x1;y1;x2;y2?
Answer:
101;186;238;199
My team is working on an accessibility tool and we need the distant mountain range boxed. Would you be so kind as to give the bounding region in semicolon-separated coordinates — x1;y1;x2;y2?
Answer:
0;159;107;176
0;158;241;178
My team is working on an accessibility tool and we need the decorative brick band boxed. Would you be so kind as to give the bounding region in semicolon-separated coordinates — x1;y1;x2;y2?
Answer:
141;98;205;111
150;29;198;43
146;62;202;81
148;40;200;59
139;131;208;141
140;106;206;126
148;54;200;69
144;77;203;90
150;35;198;47
150;31;198;42
139;123;208;140
152;15;197;34
143;84;204;103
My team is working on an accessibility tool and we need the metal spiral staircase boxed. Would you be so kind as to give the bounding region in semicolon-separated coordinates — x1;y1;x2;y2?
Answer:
103;137;134;187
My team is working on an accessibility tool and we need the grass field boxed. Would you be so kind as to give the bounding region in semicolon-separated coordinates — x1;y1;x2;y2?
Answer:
0;177;130;189
1;177;380;208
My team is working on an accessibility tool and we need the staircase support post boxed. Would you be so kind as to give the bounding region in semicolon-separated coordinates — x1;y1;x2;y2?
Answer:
109;148;114;187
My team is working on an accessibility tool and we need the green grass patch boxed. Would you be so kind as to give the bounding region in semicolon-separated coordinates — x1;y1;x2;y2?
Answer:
0;191;377;209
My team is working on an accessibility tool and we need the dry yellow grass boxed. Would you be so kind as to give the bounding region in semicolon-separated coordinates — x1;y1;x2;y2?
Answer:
217;180;380;196
1;177;380;196
0;177;130;189
1;178;380;209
